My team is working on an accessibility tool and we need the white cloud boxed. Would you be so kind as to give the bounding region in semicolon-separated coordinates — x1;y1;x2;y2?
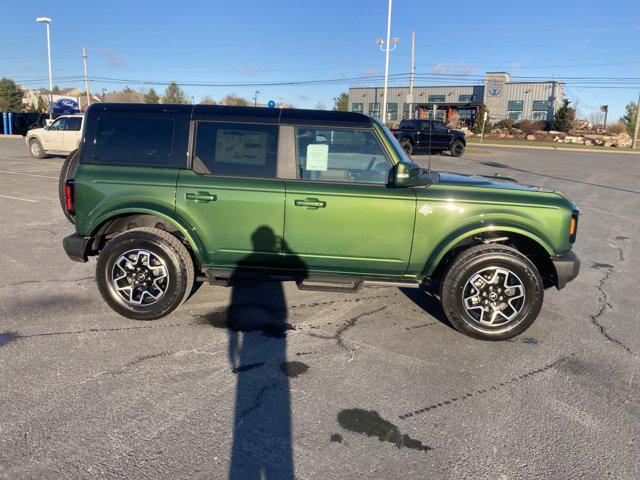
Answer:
429;63;478;75
93;48;127;68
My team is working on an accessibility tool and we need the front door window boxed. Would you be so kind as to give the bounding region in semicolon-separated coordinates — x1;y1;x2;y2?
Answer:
295;127;390;184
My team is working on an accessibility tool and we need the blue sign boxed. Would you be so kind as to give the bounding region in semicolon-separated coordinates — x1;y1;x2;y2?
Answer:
51;97;80;115
267;100;276;108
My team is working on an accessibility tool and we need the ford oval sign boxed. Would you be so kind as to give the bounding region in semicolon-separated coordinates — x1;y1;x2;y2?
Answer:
51;96;80;115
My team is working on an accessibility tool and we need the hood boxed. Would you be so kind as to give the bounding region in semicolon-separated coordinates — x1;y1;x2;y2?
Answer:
436;171;542;192
450;129;466;137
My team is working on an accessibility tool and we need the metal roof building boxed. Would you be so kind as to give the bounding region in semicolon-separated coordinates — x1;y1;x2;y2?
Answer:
348;72;564;126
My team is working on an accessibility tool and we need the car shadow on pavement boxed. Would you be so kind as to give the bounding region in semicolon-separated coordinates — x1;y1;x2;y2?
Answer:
399;288;456;331
216;226;307;480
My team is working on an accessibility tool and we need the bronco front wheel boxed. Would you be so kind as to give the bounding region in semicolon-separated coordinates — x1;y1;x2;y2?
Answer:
96;227;194;320
440;244;543;340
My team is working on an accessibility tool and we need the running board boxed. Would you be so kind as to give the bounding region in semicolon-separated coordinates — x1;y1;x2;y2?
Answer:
296;275;363;293
204;268;421;291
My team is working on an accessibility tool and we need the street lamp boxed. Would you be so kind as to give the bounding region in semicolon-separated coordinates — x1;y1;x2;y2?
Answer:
36;17;53;120
253;90;260;107
377;0;398;124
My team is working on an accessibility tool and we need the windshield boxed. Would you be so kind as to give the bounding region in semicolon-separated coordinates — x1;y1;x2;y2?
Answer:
372;117;414;164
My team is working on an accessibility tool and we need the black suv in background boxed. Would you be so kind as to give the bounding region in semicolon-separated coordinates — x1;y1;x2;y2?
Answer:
391;119;466;157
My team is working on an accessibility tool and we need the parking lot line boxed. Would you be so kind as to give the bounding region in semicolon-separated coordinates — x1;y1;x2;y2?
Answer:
0;193;38;203
0;169;57;179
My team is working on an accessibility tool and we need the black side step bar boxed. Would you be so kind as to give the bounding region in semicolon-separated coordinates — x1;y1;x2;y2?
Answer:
296;275;364;293
204;268;421;292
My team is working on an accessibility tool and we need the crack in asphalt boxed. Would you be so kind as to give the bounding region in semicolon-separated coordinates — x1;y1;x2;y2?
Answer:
10;321;204;340
398;353;575;420
304;306;388;359
0;276;95;289
289;292;397;312
589;239;634;355
237;376;279;427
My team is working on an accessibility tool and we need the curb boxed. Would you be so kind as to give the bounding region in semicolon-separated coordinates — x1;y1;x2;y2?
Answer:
468;141;640;155
0;135;24;140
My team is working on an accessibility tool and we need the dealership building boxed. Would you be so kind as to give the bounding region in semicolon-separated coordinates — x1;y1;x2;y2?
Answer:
348;72;564;126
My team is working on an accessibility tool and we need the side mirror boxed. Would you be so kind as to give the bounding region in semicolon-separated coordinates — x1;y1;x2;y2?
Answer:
389;162;431;187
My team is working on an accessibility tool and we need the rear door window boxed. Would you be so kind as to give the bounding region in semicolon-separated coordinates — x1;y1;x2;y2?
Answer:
93;116;174;165
192;122;278;178
65;117;82;131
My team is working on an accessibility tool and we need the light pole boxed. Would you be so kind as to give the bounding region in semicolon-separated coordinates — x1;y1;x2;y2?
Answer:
377;0;398;124
253;90;260;107
36;17;53;120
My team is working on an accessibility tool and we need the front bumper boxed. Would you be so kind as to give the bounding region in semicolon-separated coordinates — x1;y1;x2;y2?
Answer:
63;233;91;263
551;250;580;290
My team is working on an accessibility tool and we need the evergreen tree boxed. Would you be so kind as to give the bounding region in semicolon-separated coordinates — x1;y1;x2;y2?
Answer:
162;82;188;104
472;104;491;134
143;88;160;104
0;78;24;112
621;101;638;137
551;99;576;133
332;92;349;111
52;85;62;94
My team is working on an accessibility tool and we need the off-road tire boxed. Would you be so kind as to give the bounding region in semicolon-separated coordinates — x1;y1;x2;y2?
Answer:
29;138;46;159
450;140;465;157
58;149;81;224
440;244;543;341
96;227;195;320
399;138;413;155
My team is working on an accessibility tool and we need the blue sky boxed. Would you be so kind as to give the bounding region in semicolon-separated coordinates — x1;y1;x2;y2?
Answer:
1;0;638;119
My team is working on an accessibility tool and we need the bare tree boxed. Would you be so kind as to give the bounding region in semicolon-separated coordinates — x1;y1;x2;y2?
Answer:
220;93;249;106
200;95;217;105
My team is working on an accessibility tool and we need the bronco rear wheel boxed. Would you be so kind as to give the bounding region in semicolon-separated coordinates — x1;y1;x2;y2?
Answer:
96;227;194;320
440;244;543;340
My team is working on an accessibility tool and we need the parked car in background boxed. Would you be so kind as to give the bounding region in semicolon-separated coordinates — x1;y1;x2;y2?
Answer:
25;114;83;158
391;119;466;157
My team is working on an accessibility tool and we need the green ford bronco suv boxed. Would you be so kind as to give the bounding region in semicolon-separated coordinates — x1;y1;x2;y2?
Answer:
61;103;579;340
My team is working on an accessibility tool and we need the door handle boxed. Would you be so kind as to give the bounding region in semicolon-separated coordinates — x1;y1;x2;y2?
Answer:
294;198;326;210
185;192;217;203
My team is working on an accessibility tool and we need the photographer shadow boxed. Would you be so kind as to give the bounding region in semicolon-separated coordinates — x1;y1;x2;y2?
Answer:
225;226;307;480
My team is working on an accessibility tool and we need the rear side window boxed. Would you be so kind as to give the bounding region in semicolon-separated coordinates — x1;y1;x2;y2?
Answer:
65;117;82;131
93;116;174;165
193;122;278;178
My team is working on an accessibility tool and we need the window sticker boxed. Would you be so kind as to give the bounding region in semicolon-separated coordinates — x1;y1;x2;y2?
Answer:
214;129;267;165
306;144;329;171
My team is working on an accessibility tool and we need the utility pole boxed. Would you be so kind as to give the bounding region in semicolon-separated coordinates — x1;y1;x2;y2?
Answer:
377;0;398;124
82;46;91;109
408;30;415;120
632;93;640;149
253;90;260;107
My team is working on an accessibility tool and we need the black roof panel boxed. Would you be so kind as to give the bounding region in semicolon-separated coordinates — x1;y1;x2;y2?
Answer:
192;104;281;123
280;108;371;127
87;103;373;127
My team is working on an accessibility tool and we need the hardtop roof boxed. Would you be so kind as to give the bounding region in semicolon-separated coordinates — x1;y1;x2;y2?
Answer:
87;103;372;127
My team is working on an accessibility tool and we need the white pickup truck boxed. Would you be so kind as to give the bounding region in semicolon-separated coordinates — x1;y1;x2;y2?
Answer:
25;114;84;158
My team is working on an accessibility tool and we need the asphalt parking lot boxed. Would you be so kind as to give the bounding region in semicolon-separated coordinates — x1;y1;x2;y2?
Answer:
0;137;638;479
